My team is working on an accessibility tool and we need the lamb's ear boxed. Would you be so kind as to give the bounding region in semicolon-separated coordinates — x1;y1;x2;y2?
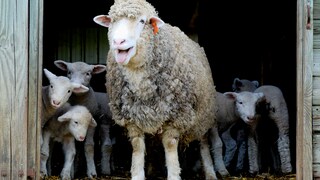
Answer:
224;92;237;100
90;118;97;127
256;92;266;102
252;80;259;88
43;68;57;81
54;60;69;71
149;16;164;34
92;64;106;74
72;83;89;93
58;113;71;122
93;15;112;28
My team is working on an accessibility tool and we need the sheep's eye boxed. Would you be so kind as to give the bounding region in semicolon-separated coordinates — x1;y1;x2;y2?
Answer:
74;121;78;124
50;85;53;88
68;90;71;93
68;71;72;75
238;101;243;105
140;19;145;24
86;72;90;76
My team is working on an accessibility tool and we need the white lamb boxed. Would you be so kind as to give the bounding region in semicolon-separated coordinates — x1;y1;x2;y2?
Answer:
93;0;228;179
232;78;292;175
40;105;97;180
210;91;265;170
54;60;113;177
41;68;89;146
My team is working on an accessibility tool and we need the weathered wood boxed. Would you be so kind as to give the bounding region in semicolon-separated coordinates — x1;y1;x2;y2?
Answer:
297;0;313;179
57;29;71;61
85;28;98;64
28;0;43;179
98;28;109;64
71;28;84;62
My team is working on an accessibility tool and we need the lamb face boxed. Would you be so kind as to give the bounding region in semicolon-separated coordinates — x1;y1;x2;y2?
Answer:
224;91;265;125
54;60;106;90
58;105;97;141
44;68;89;109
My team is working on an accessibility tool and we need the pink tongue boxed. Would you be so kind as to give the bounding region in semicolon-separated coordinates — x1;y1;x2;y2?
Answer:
116;51;127;63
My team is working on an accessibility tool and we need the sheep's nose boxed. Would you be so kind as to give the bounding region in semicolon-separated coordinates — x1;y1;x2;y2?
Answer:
52;100;60;106
79;136;85;141
113;39;125;46
247;116;254;120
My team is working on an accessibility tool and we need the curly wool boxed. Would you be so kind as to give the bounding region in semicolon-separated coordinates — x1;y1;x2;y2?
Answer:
106;0;217;145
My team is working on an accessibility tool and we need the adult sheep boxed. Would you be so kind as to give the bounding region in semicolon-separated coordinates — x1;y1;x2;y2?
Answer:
93;0;228;179
232;78;292;175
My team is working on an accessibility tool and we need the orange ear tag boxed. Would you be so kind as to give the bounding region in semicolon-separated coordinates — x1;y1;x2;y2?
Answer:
151;21;159;35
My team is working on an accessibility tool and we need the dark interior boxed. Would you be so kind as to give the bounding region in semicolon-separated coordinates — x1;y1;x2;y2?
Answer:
43;0;297;178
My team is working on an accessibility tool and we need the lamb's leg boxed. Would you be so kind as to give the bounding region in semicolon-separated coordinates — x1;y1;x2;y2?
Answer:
221;124;237;168
235;125;247;173
247;125;259;175
162;126;181;180
60;137;76;180
272;114;292;173
200;135;218;180
209;126;229;177
127;124;145;180
84;126;97;178
100;124;113;175
40;131;51;178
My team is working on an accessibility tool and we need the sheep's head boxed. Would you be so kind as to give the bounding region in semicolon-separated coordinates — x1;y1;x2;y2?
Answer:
58;105;97;141
44;69;89;109
93;0;164;67
224;91;265;125
232;78;259;92
54;60;106;91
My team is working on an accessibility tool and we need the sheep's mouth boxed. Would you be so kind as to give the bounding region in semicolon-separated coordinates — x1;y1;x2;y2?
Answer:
115;47;133;64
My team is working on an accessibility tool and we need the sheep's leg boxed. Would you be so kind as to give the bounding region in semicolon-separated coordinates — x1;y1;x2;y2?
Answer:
84;126;97;178
235;125;247;173
127;124;145;180
209;126;229;177
60;137;76;180
221;124;237;168
40;131;51;178
247;125;259;175
162;126;181;180
200;135;218;180
100;124;113;175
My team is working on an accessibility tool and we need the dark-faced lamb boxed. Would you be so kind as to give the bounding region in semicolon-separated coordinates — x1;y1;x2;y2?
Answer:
210;91;264;170
54;60;113;176
232;78;292;175
41;68;89;146
40;105;97;180
232;77;259;93
93;0;228;179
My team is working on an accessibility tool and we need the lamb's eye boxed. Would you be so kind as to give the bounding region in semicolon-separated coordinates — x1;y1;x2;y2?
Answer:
238;101;243;105
68;71;72;75
74;121;78;124
68;90;71;93
50;85;53;88
140;19;145;24
86;72;90;76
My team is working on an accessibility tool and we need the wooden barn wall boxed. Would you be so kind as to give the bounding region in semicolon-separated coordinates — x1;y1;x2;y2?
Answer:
314;0;320;178
0;0;42;179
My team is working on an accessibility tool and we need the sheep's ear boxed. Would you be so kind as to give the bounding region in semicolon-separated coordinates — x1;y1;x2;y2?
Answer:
149;16;164;28
252;80;259;88
93;15;111;28
58;113;71;122
72;83;89;93
90;118;97;127
224;92;237;100
43;68;57;80
256;92;266;102
233;78;242;87
92;65;106;74
54;60;69;71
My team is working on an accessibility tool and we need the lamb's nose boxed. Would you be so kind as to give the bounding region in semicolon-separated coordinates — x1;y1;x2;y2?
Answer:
52;100;60;106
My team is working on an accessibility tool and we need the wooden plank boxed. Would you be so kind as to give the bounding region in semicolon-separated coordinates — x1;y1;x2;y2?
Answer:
57;29;71;61
0;0;14;178
85;28;98;64
313;106;320;131
297;0;313;179
28;0;43;178
98;28;109;64
315;0;320;20
11;0;29;179
71;28;84;62
314;134;320;177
